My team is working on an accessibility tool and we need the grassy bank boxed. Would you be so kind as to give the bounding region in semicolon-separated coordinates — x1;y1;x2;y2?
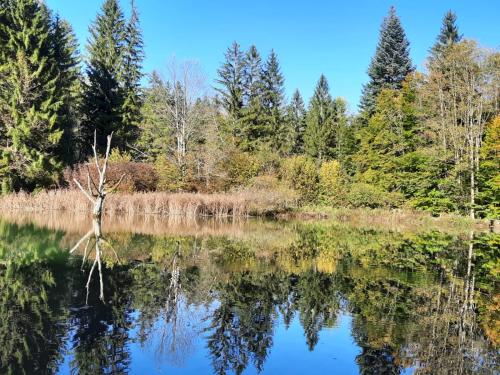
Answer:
0;189;296;217
283;205;496;233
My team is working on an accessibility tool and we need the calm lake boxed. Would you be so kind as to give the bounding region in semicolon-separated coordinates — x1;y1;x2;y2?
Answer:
0;212;498;374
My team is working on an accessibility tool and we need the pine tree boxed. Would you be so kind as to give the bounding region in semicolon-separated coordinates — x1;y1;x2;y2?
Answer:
304;75;335;161
215;42;245;119
0;0;63;192
121;0;144;146
360;6;413;114
261;50;286;151
431;10;462;55
286;89;307;154
82;0;127;153
51;15;81;164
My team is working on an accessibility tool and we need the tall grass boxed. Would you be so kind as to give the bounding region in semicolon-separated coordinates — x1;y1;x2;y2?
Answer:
0;189;296;217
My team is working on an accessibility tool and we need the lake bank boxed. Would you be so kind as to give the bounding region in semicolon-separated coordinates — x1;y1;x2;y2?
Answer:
0;189;496;233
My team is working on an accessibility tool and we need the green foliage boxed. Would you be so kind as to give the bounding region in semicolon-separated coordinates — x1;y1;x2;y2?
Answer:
280;155;318;203
304;75;335;161
223;149;261;188
318;160;347;205
0;0;64;191
215;41;245;120
477;116;500;218
154;155;184;191
360;6;414;114
347;183;403;208
286;89;307;154
82;0;143;153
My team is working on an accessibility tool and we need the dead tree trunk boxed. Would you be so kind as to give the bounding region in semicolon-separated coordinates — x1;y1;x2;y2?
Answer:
70;131;124;302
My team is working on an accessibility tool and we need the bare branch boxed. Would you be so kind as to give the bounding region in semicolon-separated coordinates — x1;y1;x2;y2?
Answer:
107;173;126;194
73;178;95;203
69;229;94;254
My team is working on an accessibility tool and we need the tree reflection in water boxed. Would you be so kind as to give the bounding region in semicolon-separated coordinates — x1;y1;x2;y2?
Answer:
0;218;498;374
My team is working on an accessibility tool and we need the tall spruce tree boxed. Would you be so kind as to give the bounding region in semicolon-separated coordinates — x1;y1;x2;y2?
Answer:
304;75;335;161
215;42;245;119
0;0;63;192
239;45;266;150
360;6;413;114
51;15;81;165
243;45;263;104
83;0;127;153
286;89;307;154
261;50;286;151
121;0;144;146
431;11;462;55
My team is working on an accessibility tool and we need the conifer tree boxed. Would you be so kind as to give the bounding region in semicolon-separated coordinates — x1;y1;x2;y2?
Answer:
360;6;413;114
215;42;245;119
243;45;263;104
304;75;335;161
239;45;266;150
137;71;173;161
51;15;81;164
121;0;144;146
431;10;462;55
261;50;286;151
286;89;307;154
82;0;127;153
0;0;63;192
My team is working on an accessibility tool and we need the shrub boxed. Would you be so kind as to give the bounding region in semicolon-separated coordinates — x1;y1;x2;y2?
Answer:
347;183;403;209
64;162;158;193
108;149;133;163
154;156;184;192
318;160;348;206
280;155;318;203
409;189;457;216
223;150;261;189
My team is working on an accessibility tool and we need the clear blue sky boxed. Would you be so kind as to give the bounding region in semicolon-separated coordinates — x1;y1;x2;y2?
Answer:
46;0;499;112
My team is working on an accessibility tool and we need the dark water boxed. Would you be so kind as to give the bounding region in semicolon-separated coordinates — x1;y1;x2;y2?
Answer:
0;214;498;374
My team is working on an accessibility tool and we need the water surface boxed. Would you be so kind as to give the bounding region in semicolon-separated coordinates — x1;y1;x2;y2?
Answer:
0;212;498;374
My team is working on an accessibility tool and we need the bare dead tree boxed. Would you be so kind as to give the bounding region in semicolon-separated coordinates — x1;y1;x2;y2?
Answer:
69;131;123;302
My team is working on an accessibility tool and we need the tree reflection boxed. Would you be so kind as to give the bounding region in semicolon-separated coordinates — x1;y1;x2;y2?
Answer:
0;218;498;374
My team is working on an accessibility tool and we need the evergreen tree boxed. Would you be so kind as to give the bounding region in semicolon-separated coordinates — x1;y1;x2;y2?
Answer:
261;50;286;150
243;45;263;104
431;10;462;55
304;75;335;161
0;0;63;192
215;41;245;119
82;0;127;153
137;71;173;161
51;15;81;165
332;97;355;168
121;0;144;146
239;45;266;151
360;6;413;114
286;89;307;154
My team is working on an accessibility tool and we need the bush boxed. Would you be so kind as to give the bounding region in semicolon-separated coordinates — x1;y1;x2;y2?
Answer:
154;156;184;192
347;183;403;209
318;160;347;206
222;150;261;189
280;156;318;203
64;162;158;193
409;189;457;216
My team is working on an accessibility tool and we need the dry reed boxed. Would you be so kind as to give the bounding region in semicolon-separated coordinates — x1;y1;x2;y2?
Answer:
0;189;296;217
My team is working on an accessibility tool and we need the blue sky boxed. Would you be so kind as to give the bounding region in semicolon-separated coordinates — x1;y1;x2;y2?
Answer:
46;0;499;112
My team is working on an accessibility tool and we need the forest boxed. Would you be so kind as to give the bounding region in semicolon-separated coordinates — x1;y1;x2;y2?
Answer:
0;0;499;219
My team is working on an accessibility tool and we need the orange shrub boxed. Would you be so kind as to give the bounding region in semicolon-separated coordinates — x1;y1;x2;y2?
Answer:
63;162;158;193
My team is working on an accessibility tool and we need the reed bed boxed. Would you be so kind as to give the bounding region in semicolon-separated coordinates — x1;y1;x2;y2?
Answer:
0;189;296;217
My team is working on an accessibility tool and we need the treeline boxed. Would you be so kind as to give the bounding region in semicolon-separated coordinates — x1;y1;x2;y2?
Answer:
0;1;498;218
